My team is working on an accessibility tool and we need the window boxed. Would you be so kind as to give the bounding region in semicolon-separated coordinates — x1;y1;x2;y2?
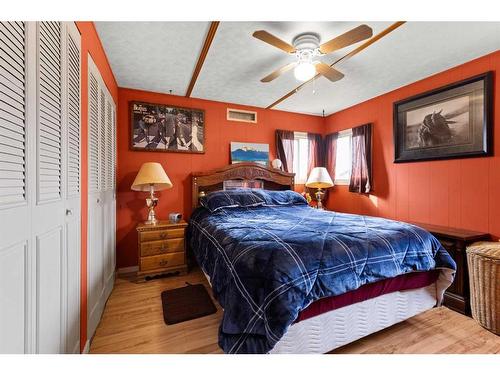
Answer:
292;132;309;184
334;129;352;185
290;130;352;185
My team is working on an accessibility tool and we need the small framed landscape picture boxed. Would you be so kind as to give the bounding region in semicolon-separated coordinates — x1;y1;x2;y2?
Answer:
393;72;492;163
230;142;269;166
130;101;205;153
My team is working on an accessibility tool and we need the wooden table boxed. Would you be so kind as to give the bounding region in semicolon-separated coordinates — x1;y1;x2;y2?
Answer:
412;222;490;316
136;220;188;277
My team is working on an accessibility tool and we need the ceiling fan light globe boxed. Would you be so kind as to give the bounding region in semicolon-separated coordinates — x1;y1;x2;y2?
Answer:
294;62;315;82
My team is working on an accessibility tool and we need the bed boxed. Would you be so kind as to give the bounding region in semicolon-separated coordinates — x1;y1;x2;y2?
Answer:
188;163;456;354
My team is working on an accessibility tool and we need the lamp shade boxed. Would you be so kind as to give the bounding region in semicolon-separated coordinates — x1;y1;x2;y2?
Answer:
131;162;173;192
305;167;334;189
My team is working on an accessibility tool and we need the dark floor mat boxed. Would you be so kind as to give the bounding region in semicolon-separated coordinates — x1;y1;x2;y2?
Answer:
161;283;217;325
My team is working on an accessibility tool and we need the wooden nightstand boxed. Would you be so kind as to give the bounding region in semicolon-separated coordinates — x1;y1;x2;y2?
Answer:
136;220;188;277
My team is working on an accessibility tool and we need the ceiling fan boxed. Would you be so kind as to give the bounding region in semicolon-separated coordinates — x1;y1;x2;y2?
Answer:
253;24;373;83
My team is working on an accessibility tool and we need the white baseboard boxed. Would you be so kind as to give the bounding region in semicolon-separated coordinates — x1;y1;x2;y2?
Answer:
117;266;138;274
82;339;90;354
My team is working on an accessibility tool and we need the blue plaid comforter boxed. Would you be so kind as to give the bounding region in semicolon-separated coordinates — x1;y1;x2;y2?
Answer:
188;204;456;354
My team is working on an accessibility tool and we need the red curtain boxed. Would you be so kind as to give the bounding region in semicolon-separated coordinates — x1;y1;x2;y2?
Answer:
275;130;295;173
324;132;339;181
349;123;373;194
307;133;324;177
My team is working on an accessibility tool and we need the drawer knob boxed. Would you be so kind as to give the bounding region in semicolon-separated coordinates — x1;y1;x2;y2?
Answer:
160;233;167;239
159;260;168;266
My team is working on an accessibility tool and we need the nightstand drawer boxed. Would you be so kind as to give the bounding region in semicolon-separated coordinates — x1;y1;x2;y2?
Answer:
140;238;184;257
140;228;185;242
140;252;185;272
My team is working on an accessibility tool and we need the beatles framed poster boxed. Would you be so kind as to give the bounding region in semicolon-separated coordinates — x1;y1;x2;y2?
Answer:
130;101;205;153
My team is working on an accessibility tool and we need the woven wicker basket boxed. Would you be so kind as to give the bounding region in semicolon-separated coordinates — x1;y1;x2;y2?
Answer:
466;241;500;335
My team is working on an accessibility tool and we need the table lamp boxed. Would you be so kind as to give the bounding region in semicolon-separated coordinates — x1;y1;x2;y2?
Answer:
271;159;283;170
131;162;172;225
305;167;333;210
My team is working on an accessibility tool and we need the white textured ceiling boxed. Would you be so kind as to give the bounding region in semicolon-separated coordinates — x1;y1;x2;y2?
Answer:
191;22;393;111
94;22;210;95
95;21;500;115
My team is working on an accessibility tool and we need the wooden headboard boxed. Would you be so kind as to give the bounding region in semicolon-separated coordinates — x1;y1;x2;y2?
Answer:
191;162;295;209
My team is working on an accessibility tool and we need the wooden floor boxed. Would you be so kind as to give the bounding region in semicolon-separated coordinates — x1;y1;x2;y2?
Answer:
89;268;500;354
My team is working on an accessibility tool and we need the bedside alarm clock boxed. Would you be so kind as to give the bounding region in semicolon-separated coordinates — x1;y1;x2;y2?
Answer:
169;213;182;224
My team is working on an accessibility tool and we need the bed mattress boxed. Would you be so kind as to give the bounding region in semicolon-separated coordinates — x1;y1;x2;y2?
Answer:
203;270;438;354
295;270;439;323
270;282;438;354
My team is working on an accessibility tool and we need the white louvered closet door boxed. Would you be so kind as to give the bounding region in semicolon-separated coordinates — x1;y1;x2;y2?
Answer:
0;21;32;354
103;99;114;293
111;106;116;277
87;55;116;341
32;21;65;354
0;21;81;354
63;22;81;354
87;60;103;340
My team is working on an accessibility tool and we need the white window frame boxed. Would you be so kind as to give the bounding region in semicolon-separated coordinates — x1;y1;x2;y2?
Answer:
292;131;309;184
334;128;353;186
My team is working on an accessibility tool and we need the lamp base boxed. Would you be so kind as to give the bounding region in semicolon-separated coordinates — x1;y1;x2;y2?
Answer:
145;186;159;225
144;218;158;225
145;207;159;225
315;189;325;210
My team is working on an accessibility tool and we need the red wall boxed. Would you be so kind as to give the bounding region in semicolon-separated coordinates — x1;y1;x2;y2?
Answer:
75;22;118;352
116;88;324;268
325;51;500;240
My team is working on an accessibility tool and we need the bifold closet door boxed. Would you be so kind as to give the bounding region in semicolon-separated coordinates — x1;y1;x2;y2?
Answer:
102;99;115;293
31;20;66;354
31;21;82;354
87;64;104;339
0;21;32;354
87;55;116;340
63;22;82;354
0;21;81;354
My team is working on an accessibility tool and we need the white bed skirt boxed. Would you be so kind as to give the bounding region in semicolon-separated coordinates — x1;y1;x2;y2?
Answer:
270;283;437;354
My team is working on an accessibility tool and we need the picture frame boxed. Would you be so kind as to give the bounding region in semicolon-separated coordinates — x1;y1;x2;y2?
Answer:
130;101;205;153
230;142;269;166
393;72;493;163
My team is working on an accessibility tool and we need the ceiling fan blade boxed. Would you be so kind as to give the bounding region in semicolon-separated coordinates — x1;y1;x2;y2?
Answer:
319;24;373;54
261;62;297;82
253;30;296;54
314;62;344;82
